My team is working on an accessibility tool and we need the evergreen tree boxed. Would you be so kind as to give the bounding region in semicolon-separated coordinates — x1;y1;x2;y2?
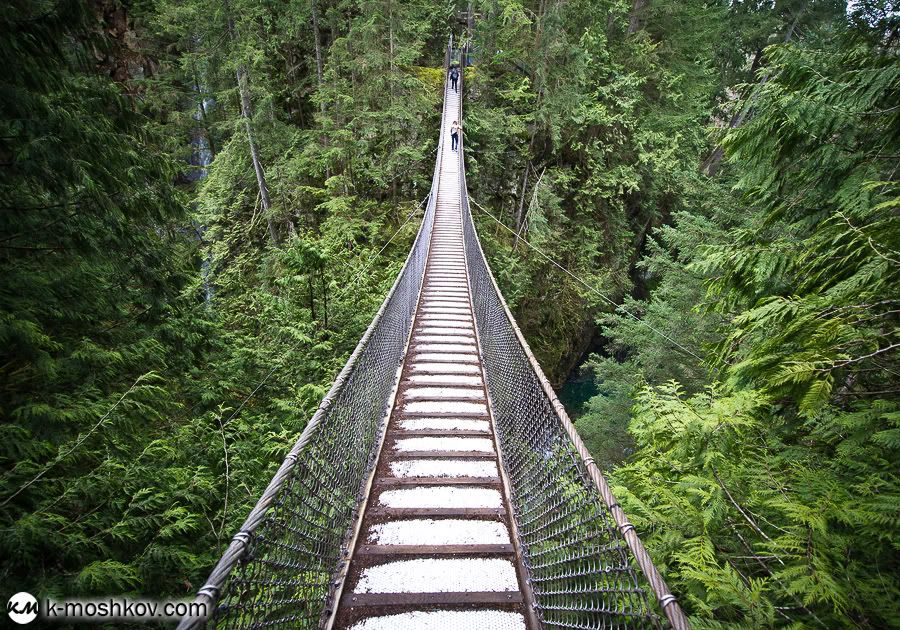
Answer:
2;0;897;625
0;0;210;596
594;8;900;625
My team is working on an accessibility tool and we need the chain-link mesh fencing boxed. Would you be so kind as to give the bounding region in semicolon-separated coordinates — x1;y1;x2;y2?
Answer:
456;54;686;630
463;196;658;628
459;197;662;630
176;42;454;630
176;192;435;629
177;41;690;630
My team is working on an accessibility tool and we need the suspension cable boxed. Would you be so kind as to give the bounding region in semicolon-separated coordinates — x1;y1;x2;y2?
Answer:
1;373;150;506
468;196;706;363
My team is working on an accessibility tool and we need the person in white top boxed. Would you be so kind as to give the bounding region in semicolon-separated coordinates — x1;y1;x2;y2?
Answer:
450;120;462;152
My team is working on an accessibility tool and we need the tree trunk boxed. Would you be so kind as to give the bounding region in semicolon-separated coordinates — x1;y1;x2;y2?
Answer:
321;267;328;329
311;0;324;91
515;129;538;244
606;9;616;38
515;166;544;249
534;0;547;49
387;0;396;106
627;0;649;35
388;0;395;74
515;161;531;234
226;8;278;245
310;0;330;179
236;64;279;245
702;13;802;176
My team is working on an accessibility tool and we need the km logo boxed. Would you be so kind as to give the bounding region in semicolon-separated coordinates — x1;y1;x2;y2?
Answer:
7;592;38;624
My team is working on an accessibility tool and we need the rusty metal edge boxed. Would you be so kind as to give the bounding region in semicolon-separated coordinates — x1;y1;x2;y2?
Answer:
319;355;406;630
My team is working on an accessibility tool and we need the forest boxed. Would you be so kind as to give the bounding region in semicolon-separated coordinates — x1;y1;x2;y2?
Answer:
1;0;898;627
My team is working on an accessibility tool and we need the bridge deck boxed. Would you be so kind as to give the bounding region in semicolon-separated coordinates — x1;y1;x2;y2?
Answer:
331;78;535;629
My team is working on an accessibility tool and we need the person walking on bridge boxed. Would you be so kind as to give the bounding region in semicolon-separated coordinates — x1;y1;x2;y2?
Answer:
449;65;459;93
451;120;462;152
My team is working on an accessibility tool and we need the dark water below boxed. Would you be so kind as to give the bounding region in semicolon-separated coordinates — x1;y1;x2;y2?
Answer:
557;369;598;421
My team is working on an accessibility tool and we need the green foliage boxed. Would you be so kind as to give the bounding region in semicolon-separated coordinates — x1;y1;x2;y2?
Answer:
2;0;897;627
0;0;210;598
465;0;734;382
612;385;900;627
699;39;900;417
575;179;738;467
584;11;900;627
1;0;440;606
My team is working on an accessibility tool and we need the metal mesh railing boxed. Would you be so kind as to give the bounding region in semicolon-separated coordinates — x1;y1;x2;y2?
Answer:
460;186;659;630
181;195;434;630
181;41;689;630
178;43;452;630
456;53;688;630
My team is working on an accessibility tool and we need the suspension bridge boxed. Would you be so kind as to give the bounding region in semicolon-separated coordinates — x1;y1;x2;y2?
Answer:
179;43;690;630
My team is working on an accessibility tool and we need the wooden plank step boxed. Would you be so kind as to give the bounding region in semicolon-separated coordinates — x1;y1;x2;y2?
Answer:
355;544;515;556
391;450;496;459
407;358;480;366
341;591;523;607
375;476;502;486
367;506;506;518
401;398;487;406
398;410;490;418
388;429;491;437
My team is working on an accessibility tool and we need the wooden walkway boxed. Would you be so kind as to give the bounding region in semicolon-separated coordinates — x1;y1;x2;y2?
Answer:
330;75;537;630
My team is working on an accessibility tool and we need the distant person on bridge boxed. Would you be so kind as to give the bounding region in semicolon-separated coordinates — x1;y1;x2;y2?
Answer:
449;65;459;93
451;120;462;152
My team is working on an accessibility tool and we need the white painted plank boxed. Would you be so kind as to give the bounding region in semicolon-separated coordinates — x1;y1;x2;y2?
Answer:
415;343;478;354
388;459;498;479
354;558;518;592
406;374;482;386
404;386;483;400
399;418;490;432
350;610;526;630
394;436;494;452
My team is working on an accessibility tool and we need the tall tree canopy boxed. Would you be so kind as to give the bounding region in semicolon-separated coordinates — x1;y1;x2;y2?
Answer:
1;0;897;626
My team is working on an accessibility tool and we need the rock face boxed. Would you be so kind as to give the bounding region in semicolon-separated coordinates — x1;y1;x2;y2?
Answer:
89;0;157;84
